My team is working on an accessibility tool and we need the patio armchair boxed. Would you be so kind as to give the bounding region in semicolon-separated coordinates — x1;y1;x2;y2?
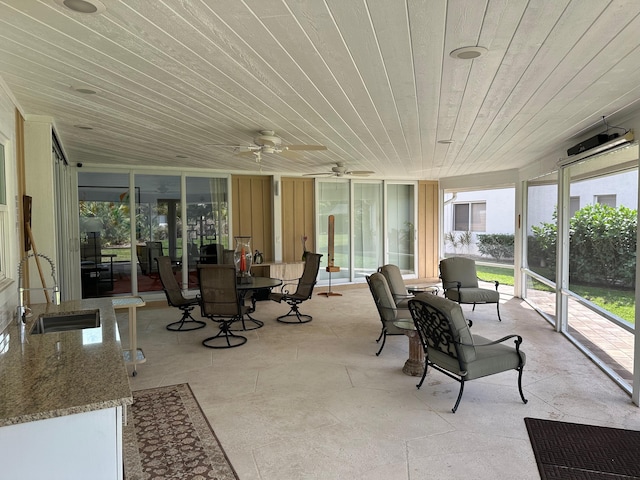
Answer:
198;264;248;348
156;256;206;331
439;256;502;321
269;252;322;324
408;293;527;413
366;272;410;356
378;264;413;308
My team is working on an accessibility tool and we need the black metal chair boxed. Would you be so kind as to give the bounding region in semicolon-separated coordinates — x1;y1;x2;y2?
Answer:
269;252;322;323
156;256;206;331
198;264;248;348
365;272;409;356
408;294;527;413
439;256;502;321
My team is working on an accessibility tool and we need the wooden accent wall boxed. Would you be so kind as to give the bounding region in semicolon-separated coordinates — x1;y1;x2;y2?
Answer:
281;177;314;262
418;180;439;280
231;175;273;261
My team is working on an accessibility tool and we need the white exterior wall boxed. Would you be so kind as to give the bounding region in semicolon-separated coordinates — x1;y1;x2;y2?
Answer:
443;188;515;256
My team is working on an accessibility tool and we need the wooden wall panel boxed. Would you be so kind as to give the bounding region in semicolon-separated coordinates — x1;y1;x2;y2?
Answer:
231;175;273;261
281;177;314;262
418;180;439;280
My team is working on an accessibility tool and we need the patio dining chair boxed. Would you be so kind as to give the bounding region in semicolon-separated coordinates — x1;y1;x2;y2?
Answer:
408;293;527;413
269;252;322;323
198;264;249;348
156;256;206;331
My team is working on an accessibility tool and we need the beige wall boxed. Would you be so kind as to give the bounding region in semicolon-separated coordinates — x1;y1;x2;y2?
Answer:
231;175;274;261
418;180;439;280
281;177;314;262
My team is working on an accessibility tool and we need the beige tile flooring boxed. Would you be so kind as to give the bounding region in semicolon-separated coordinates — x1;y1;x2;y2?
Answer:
120;284;640;480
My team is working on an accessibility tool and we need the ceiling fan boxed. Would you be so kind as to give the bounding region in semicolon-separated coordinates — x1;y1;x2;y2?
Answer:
208;130;327;161
304;162;374;177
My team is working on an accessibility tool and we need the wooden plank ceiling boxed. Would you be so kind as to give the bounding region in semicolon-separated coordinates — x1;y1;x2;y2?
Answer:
1;0;640;180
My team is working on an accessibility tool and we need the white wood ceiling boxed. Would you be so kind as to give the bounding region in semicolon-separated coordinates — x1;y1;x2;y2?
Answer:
1;0;640;180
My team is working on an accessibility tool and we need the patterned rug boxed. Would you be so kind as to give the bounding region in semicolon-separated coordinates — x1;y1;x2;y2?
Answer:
524;417;640;479
124;383;239;480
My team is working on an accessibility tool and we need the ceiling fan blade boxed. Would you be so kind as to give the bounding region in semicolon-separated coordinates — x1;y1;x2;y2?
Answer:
285;144;327;151
348;170;375;176
279;149;301;160
303;172;333;177
235;149;256;156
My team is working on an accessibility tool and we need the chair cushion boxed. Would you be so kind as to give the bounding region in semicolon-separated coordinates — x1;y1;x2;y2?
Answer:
369;272;399;321
413;292;476;362
445;287;499;304
378;264;409;300
462;334;525;380
440;257;479;289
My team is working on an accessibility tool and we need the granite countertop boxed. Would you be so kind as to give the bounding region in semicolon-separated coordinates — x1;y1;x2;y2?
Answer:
0;298;132;427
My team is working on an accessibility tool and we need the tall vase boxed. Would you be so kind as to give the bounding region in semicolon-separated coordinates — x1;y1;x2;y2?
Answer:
234;236;252;281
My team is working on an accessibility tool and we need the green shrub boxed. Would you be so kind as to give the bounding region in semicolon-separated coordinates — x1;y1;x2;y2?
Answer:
476;233;514;261
532;203;636;288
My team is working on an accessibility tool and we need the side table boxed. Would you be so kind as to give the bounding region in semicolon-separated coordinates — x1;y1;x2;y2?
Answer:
113;296;146;376
393;320;425;377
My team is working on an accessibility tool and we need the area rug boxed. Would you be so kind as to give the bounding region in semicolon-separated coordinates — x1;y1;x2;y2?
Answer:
124;383;239;480
524;417;640;479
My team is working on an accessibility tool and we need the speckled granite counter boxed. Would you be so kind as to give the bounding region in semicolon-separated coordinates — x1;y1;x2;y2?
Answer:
0;298;132;427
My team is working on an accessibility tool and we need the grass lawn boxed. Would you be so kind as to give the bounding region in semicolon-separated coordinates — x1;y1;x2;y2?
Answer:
476;264;635;324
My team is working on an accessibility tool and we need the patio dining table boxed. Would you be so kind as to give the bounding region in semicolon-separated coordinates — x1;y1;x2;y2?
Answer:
231;276;283;331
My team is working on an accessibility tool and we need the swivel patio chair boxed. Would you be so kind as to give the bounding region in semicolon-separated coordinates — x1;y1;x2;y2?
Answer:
378;264;413;308
156;256;206;331
408;293;527;413
366;272;410;356
198;264;249;348
439;256;502;321
269;252;322;324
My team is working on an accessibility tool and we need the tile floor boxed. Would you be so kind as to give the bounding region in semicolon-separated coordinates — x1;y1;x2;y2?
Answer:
120;284;640;480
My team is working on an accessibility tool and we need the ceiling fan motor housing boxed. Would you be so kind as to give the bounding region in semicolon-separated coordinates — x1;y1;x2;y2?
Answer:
254;130;282;148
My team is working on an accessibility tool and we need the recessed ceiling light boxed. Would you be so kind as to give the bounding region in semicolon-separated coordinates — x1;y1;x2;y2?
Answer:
437;139;454;144
450;46;487;60
71;85;97;95
74;124;93;130
55;0;105;14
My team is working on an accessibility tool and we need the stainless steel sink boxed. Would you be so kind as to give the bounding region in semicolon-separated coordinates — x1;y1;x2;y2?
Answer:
30;310;101;334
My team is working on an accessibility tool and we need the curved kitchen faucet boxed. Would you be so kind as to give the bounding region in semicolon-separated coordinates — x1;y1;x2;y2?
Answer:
17;253;60;323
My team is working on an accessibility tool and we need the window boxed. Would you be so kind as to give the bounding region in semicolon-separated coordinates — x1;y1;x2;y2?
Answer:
595;194;616;208
453;202;486;232
570;196;580;218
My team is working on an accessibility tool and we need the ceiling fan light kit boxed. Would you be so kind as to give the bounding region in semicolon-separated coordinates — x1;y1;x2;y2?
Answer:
213;130;327;162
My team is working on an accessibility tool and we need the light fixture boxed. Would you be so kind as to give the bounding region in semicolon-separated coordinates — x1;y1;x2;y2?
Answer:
55;0;105;14
450;46;487;60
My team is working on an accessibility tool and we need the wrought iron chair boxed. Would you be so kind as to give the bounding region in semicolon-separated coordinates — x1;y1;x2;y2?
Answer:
198;264;249;348
378;264;413;308
366;272;409;356
269;252;322;323
439;256;502;321
156;256;206;331
408;294;527;413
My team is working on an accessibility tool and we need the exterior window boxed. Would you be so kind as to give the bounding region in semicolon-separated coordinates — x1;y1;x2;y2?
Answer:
569;196;580;218
595;194;616;208
453;202;486;232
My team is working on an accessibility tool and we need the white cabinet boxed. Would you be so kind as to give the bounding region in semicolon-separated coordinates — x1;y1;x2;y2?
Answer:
0;406;123;480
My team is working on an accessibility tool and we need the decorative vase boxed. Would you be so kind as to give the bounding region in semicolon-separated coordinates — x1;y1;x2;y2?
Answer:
234;236;252;281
